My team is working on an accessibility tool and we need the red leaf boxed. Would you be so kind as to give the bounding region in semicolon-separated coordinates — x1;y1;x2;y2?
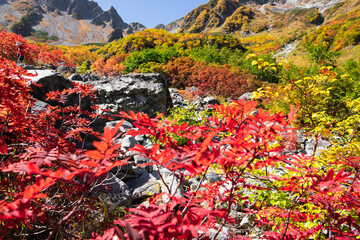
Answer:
284;166;301;173
79;160;99;168
104;143;122;158
23;186;34;200
33;193;47;199
327;169;334;180
288;104;300;122
137;162;154;167
27;163;40;174
103;126;112;143
201;132;217;152
93;141;108;152
126;222;142;240
111;119;125;138
86;150;104;160
335;167;345;181
189;225;199;238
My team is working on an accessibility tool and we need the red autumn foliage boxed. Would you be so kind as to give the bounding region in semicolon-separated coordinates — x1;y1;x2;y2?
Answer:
91;54;128;76
0;56;116;238
1;54;360;239
163;57;260;98
0;30;73;66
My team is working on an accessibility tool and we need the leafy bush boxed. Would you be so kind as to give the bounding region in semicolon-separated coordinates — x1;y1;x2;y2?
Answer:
188;45;244;65
304;41;340;66
76;61;90;74
32;30;49;40
49;34;58;41
0;30;73;66
162;105;210;146
241;35;282;54
97;100;360;239
163;56;260;98
91;54;128;76
62;45;100;66
240;53;280;83
0;57;115;238
98;29;245;56
254;62;360;160
124;47;179;73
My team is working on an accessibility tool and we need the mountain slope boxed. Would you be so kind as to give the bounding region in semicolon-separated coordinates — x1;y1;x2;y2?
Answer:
0;0;144;45
167;0;342;34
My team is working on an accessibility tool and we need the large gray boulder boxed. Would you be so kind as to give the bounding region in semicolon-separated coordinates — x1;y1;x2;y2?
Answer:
93;73;173;118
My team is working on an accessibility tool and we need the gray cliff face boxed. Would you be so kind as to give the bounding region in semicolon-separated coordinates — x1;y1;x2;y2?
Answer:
43;0;128;30
107;6;128;29
41;0;71;11
67;0;103;19
91;6;128;30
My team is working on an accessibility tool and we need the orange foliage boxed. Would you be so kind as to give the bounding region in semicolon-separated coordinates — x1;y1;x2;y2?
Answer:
91;54;128;76
163;56;260;98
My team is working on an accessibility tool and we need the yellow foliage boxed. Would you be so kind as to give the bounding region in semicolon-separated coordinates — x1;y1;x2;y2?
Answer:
62;45;100;66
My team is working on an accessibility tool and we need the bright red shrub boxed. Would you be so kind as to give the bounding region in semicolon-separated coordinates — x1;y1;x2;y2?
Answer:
0;58;35;153
163;57;260;98
0;31;73;66
0;56;112;238
163;56;205;89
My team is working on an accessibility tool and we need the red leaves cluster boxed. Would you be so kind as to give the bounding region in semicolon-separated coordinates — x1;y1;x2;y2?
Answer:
98;99;360;239
163;56;260;98
0;30;73;66
2;53;360;239
91;54;128;76
0;58;37;154
113;197;227;240
0;56;127;238
95;100;297;239
256;155;360;239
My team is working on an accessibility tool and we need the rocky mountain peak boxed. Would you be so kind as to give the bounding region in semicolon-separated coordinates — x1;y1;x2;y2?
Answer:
108;6;117;14
0;0;146;45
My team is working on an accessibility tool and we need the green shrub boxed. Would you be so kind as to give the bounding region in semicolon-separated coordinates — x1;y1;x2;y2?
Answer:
124;47;179;73
188;45;243;65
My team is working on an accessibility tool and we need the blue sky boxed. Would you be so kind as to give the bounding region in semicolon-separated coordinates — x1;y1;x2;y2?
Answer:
96;0;208;28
